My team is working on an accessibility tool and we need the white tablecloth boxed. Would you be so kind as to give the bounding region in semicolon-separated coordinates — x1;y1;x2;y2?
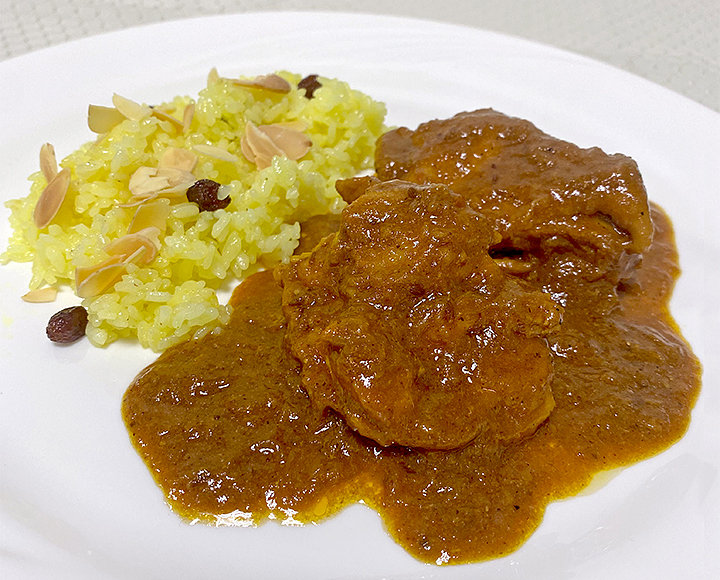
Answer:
1;0;718;111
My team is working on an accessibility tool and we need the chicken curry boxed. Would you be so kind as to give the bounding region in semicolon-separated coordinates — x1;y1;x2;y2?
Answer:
122;110;700;564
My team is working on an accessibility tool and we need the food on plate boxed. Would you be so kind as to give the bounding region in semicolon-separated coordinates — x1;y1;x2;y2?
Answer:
122;110;700;564
278;180;561;449
45;305;88;343
1;71;386;350
375;109;653;282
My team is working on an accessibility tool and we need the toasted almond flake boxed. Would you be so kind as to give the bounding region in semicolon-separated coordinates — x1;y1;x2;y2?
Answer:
207;67;220;86
75;255;126;298
33;168;71;228
39;143;58;182
151;107;184;129
129;166;158;190
193;144;240;163
157;167;196;187
131;178;170;197
183;103;195;133
112;93;152;121
119;184;191;208
22;287;58;303
258;124;312;160
128;198;171;234
123;246;148;265
118;193;161;208
132;226;162;248
239;135;257;165
155;181;195;196
87;104;125;133
158;147;197;172
104;228;160;264
231;74;291;93
240;121;286;170
129;166;169;197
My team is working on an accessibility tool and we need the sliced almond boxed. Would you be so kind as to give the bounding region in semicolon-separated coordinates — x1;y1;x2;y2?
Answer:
128;199;171;235
154;181;195;197
33;168;71;228
158;147;197;172
129;166;158;189
104;228;160;264
239;135;257;166
39;143;58;182
122;246;148;265
129;166;169;197
231;74;291;93
193;144;240;163
112;94;152;122
150;107;184;130
87;104;125;134
118;193;162;208
258;124;312;160
22;287;58;303
241;121;311;170
157;167;196;188
182;103;195;133
131;225;162;248
75;255;126;298
241;121;284;169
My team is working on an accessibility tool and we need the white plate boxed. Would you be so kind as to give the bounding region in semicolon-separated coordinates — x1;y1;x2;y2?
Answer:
0;12;718;580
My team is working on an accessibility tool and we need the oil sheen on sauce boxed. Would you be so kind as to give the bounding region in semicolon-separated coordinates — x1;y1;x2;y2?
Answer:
122;202;700;564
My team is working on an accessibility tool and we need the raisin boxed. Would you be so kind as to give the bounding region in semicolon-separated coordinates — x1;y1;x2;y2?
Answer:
186;179;230;212
298;75;322;99
46;306;88;343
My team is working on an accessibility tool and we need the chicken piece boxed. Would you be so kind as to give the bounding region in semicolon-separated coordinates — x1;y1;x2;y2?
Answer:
277;179;563;450
375;109;653;281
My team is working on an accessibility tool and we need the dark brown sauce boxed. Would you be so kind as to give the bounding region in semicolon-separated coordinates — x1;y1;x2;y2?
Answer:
122;110;700;564
122;202;699;564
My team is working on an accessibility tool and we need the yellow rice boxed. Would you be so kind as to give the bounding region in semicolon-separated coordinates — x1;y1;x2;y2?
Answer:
1;71;387;351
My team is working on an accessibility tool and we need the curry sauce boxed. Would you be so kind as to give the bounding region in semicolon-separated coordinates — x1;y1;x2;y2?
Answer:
122;111;701;565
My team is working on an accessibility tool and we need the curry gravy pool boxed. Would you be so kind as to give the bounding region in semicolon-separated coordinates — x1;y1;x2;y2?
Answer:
122;111;701;565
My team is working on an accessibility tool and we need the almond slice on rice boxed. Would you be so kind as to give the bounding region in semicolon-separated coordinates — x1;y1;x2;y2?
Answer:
150;107;184;130
241;122;311;169
193;144;240;163
33;168;71;228
159;147;197;172
128;198;171;234
118;193;162;208
231;74;291;93
258;124;312;160
240;121;284;169
129;166;170;197
39;143;58;182
87;104;125;133
112;93;152;121
75;255;126;298
104;227;161;265
156;167;196;190
75;244;151;298
22;287;58;303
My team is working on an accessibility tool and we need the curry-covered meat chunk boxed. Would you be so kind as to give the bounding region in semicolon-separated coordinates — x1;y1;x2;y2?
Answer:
375;109;653;281
277;179;563;450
